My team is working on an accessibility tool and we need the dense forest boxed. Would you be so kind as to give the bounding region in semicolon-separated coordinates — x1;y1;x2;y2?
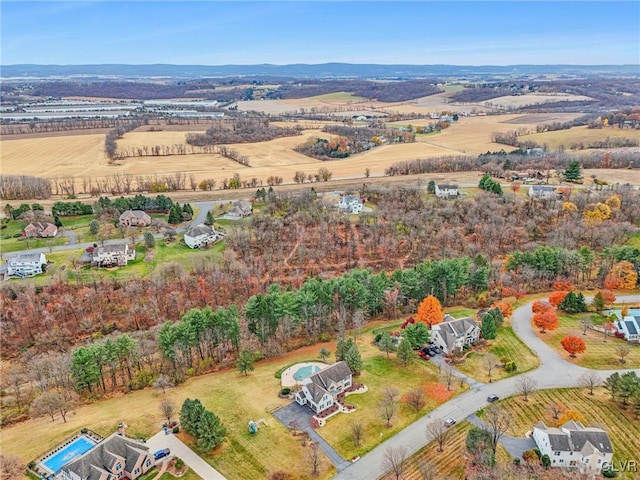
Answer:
2;186;639;425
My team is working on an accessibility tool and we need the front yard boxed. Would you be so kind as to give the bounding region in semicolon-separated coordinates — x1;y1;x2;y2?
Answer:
534;311;640;369
456;324;539;383
477;388;640;480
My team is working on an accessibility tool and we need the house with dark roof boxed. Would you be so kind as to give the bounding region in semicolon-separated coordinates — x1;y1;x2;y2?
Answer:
532;421;614;475
430;314;480;355
228;200;253;218
6;252;47;278
434;184;459;199
294;361;352;415
184;223;224;249
58;433;154;480
615;315;640;342
24;221;58;238
119;210;151;228
92;244;135;267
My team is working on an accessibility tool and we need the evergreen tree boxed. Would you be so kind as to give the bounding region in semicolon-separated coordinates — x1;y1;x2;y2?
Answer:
89;219;100;235
183;203;193;215
344;344;363;376
558;291;587;314
205;210;215;226
335;337;354;362
564;161;582;182
318;347;331;362
592;292;605;312
378;332;395;358
143;231;155;248
180;398;205;435
480;315;497;340
196;409;226;450
168;204;182;224
53;215;63;228
397;337;414;367
404;322;430;349
427;180;436;194
237;350;254;376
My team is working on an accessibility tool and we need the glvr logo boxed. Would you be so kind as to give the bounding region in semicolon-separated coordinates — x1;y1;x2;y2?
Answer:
603;460;638;473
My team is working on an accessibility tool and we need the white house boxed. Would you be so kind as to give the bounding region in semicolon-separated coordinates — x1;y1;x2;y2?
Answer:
528;185;557;199
431;314;480;355
532;421;614;475
57;433;153;480
434;184;459;199
92;244;135;267
615;315;640;342
6;253;47;278
294;361;352;415
338;195;363;214
184;223;224;249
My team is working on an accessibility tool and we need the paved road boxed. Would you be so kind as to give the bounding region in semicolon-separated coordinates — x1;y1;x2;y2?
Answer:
146;430;227;480
333;295;640;480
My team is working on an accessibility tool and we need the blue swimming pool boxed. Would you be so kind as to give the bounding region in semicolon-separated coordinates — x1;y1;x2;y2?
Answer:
293;365;321;381
42;436;96;473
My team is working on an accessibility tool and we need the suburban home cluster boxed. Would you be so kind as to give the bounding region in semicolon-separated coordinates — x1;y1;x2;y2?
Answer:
295;361;353;416
532;421;614;475
57;433;153;480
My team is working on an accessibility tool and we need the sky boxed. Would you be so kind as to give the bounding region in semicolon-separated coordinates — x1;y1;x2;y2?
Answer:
1;1;639;66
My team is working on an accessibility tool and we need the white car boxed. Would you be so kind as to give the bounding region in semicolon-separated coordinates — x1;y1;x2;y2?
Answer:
444;418;456;427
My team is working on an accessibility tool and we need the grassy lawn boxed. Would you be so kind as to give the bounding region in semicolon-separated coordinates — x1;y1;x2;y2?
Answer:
397;421;511;480
534;311;640;369
0;235;67;253
159;470;202;480
478;388;640;480
456;324;539;383
317;326;468;460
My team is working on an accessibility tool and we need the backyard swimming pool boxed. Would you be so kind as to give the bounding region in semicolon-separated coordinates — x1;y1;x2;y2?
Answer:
605;308;640;319
42;435;96;473
293;364;322;381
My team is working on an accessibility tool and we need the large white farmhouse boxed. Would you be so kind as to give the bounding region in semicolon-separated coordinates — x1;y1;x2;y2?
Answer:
184;223;224;249
431;314;480;355
295;361;352;415
6;253;47;278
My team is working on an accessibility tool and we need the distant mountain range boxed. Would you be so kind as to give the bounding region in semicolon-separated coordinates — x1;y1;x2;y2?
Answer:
2;63;639;79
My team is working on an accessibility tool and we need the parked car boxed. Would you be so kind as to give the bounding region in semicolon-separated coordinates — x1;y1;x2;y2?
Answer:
444;418;456;427
418;347;431;360
487;394;499;403
154;448;171;460
431;346;442;354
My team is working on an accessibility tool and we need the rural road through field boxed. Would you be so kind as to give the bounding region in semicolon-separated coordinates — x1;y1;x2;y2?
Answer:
333;295;640;480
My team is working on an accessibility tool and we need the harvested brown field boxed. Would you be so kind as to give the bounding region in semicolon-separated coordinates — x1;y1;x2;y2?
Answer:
3;114;633;192
501;113;585;124
478;92;593;109
518;125;640;150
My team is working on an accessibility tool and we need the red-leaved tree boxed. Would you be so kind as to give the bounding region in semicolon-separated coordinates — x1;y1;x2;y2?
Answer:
532;300;553;314
548;291;569;308
533;309;558;333
561;336;586;358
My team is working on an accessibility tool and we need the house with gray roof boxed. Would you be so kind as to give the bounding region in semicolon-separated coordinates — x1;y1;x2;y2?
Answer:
92;244;135;267
532;421;614;475
434;184;459;199
184;223;224;249
615;315;639;342
6;252;47;278
58;433;153;480
294;361;352;415
430;314;480;355
228;200;253;218
528;185;557;199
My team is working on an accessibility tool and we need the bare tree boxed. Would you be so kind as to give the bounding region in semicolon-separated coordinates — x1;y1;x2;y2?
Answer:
426;418;450;452
483;353;499;383
578;371;601;395
306;442;321;477
441;365;455;391
616;344;631;364
0;454;25;479
517;375;538;402
153;374;174;394
484;405;511;456
580;318;593;335
378;389;399;428
350;422;363;447
417;459;436;480
406;386;426;412
159;397;176;425
548;402;564;420
381;446;408;480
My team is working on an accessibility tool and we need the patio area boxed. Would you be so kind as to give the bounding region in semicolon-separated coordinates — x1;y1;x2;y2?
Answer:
280;361;328;388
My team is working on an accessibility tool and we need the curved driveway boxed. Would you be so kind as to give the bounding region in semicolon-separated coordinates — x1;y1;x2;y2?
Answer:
334;295;640;480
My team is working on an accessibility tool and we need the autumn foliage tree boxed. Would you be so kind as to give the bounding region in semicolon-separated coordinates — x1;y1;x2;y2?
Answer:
532;300;552;314
416;295;444;328
604;261;638;290
561;336;586;358
533;309;558;333
548;291;569;308
490;301;512;318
